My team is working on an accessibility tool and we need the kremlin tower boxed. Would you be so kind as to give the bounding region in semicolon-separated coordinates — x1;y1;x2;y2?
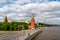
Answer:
28;11;35;29
31;13;35;29
4;16;8;23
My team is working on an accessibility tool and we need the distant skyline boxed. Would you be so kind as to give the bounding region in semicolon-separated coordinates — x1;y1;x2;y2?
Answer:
0;0;60;25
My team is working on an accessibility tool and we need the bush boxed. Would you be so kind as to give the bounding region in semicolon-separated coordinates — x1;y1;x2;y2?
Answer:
0;22;28;31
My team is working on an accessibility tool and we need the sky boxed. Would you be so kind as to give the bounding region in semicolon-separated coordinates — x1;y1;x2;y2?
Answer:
0;0;60;25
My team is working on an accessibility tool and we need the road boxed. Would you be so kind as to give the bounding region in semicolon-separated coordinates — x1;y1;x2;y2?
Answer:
32;27;60;40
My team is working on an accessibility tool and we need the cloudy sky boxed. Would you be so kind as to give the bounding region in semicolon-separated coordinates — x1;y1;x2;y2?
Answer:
0;0;60;25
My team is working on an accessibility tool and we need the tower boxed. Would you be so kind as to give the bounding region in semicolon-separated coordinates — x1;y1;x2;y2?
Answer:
30;12;35;29
28;10;35;29
4;16;8;23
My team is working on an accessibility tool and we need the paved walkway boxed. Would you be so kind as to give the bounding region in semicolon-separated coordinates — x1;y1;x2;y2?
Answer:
32;27;60;40
0;29;41;40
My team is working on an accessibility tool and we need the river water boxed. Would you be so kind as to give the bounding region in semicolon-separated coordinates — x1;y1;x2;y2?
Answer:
32;27;60;40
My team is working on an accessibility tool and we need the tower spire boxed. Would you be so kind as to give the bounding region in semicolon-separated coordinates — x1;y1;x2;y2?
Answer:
32;9;34;18
32;13;34;18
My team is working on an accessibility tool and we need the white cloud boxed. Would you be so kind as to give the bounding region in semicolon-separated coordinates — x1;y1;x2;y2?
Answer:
15;0;48;4
46;18;60;25
0;16;4;22
0;0;17;3
7;13;17;17
0;1;60;24
0;0;6;3
18;13;26;17
0;6;8;13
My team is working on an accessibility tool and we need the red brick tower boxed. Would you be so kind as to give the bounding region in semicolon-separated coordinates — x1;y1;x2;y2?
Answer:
4;16;8;23
31;13;35;29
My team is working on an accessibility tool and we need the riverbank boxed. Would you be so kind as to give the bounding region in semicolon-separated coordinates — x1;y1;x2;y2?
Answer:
0;27;48;40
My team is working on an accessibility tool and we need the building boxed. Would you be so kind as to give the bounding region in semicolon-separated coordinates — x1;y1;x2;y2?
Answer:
28;13;35;29
3;16;8;23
